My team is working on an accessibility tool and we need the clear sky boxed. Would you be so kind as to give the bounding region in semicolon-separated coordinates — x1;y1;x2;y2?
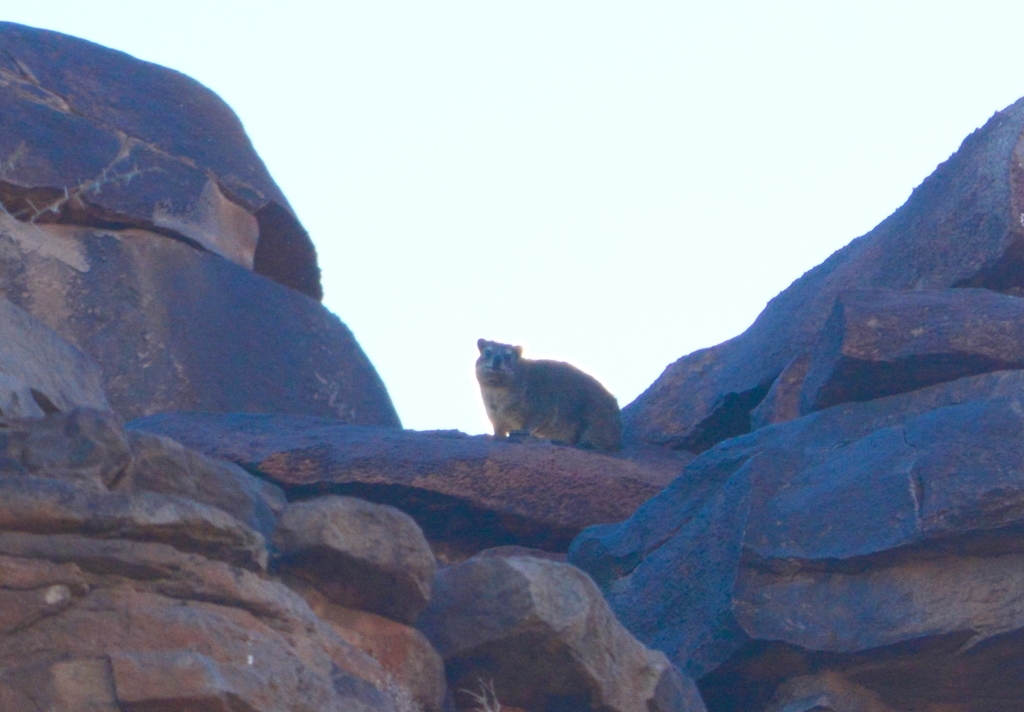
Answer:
5;2;1024;433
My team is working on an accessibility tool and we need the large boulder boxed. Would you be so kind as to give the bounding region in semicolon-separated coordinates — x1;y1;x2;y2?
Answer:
0;21;319;299
571;370;1024;712
0;214;399;423
0;296;109;418
625;96;1024;453
127;412;678;561
275;496;436;624
0;22;399;425
417;555;705;712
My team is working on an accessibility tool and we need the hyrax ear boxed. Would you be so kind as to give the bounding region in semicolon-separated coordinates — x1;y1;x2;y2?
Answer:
514;345;523;357
477;338;487;352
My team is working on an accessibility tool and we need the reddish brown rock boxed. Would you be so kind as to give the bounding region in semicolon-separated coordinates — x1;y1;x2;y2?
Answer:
0;296;109;418
298;583;447;712
0;535;402;711
626;96;1024;453
128;412;677;560
0;216;399;424
417;555;705;712
275;496;436;624
762;673;899;712
0;21;319;299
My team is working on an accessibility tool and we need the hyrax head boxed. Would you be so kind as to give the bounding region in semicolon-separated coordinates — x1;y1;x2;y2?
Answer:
476;339;523;386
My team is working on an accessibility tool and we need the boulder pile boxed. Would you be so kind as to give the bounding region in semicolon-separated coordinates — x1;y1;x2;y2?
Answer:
0;22;702;712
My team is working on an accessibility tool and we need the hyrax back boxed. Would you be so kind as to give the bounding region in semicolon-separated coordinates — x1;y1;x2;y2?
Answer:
475;339;622;451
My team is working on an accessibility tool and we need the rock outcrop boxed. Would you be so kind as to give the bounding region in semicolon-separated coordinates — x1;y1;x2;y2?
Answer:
0;21;709;712
0;22;399;425
625;96;1024;453
127;411;681;561
570;95;1024;712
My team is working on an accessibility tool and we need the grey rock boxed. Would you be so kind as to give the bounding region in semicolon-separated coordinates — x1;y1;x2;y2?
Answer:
0;297;108;418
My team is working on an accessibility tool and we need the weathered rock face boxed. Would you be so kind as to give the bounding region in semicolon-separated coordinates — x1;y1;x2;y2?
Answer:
0;214;400;424
625;96;1024;453
0;21;319;299
0;296;109;417
0;409;427;711
126;412;680;561
0;22;399;425
571;370;1024;712
417;555;706;712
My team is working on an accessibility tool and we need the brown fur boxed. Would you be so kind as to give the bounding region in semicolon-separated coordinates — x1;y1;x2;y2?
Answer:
475;339;621;451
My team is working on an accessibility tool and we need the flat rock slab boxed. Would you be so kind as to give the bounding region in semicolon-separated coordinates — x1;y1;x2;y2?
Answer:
0;217;399;424
796;288;1024;416
0;475;267;571
0;296;108;417
0;21;320;299
128;412;675;560
625;96;1024;453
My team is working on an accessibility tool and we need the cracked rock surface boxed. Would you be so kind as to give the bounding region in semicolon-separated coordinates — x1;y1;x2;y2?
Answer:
0;20;319;299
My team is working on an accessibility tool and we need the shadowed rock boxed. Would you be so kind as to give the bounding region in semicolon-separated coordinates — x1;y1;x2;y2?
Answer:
417;555;705;712
0;476;268;571
0;409;286;545
124;430;286;545
0;296;109;418
0;216;399;424
797;288;1024;416
625;96;1024;453
572;370;1024;712
127;412;677;561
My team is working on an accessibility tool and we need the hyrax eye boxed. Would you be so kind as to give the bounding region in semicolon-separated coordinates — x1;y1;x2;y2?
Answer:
483;348;492;358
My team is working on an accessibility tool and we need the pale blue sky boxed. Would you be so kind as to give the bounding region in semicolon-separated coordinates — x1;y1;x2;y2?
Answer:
5;3;1024;432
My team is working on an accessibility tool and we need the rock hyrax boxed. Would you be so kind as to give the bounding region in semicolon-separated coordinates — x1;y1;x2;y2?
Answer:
475;339;622;451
